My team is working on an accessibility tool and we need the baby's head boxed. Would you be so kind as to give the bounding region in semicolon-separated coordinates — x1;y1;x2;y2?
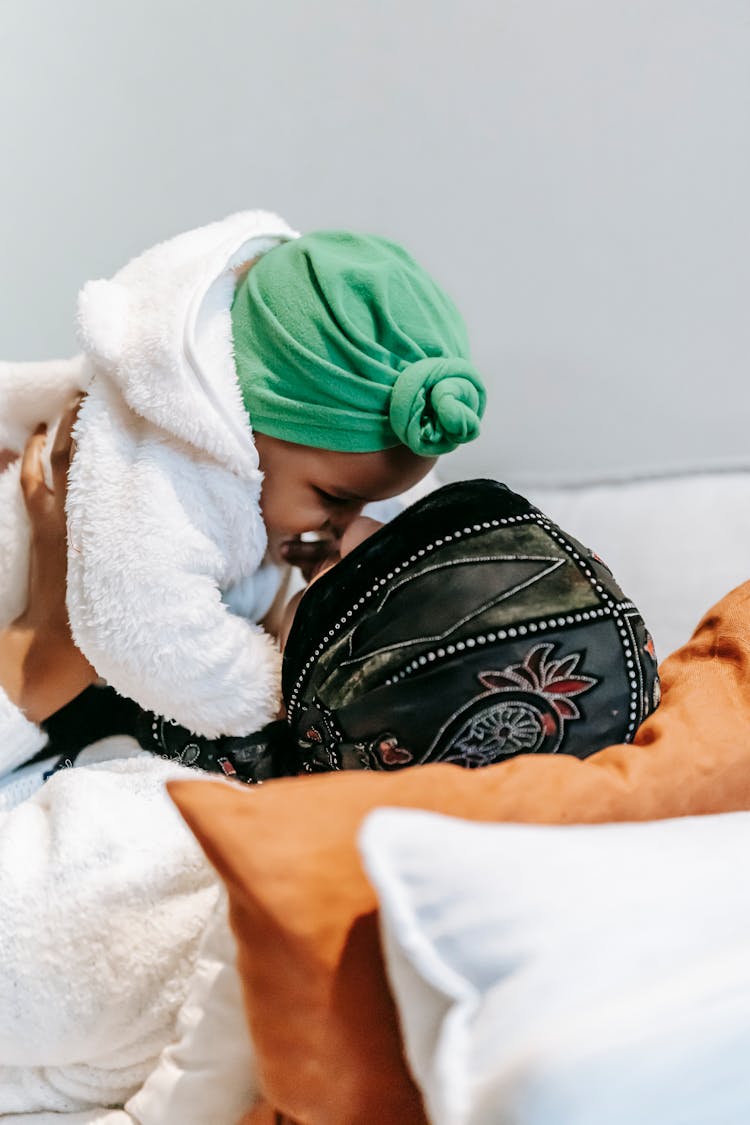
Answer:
250;434;433;564
231;231;486;561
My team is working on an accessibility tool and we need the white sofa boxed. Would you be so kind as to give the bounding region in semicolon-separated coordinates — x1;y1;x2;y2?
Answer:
527;469;750;663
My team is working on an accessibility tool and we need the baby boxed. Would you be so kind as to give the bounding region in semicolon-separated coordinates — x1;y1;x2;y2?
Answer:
0;213;485;753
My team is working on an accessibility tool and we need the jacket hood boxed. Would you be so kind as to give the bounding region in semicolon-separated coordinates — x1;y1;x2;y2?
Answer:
76;210;298;476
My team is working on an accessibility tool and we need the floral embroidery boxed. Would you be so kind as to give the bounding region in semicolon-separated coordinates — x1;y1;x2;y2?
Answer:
371;734;413;768
437;643;598;764
478;643;597;722
450;701;547;760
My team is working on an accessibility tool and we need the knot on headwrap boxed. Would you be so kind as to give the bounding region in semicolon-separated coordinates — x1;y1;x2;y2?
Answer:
390;357;486;456
231;231;487;455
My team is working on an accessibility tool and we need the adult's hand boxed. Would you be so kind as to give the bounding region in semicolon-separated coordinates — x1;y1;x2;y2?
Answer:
0;399;96;722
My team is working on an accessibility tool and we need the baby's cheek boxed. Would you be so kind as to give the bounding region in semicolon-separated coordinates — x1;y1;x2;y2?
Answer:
270;499;329;539
292;505;327;536
261;481;304;532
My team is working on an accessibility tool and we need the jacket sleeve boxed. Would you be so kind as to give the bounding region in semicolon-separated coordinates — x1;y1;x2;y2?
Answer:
67;553;282;739
65;388;281;739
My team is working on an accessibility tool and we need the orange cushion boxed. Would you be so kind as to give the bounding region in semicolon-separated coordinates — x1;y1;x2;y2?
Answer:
172;580;750;1125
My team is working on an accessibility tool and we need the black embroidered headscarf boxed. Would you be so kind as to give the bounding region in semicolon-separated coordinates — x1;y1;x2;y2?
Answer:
280;478;659;774
55;479;658;781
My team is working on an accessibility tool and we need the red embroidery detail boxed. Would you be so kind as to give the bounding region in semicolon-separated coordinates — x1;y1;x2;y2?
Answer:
378;738;413;766
479;643;596;723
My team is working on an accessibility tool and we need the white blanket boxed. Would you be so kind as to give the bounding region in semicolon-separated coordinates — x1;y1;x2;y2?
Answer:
0;743;226;1118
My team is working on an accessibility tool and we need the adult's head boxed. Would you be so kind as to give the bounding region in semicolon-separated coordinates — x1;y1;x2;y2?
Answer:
281;479;659;772
140;480;659;780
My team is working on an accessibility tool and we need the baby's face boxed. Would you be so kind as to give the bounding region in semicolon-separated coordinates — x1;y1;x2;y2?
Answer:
253;432;435;565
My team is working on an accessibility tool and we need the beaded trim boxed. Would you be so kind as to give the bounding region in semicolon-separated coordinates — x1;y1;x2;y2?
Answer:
288;510;643;737
384;604;614;682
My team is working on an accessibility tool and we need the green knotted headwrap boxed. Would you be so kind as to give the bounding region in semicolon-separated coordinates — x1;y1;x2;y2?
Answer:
230;231;486;456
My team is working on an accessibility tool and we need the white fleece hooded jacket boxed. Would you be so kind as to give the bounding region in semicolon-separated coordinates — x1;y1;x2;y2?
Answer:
0;211;298;754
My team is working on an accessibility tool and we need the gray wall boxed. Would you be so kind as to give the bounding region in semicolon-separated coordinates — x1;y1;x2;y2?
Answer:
2;0;748;483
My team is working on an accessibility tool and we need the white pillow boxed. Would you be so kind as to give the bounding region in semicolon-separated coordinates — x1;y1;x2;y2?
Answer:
527;471;750;662
360;809;750;1125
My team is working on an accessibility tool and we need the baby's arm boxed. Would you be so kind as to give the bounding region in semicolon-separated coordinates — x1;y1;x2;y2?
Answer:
65;391;281;738
66;556;282;738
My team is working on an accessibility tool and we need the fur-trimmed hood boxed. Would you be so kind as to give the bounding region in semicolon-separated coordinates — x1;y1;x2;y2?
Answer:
64;211;298;736
76;211;296;475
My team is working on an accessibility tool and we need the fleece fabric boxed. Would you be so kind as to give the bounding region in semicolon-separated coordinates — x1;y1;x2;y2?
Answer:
0;744;220;1116
0;356;90;625
0;211;298;748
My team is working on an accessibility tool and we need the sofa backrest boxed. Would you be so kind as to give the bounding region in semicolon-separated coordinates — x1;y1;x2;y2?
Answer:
527;470;750;661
